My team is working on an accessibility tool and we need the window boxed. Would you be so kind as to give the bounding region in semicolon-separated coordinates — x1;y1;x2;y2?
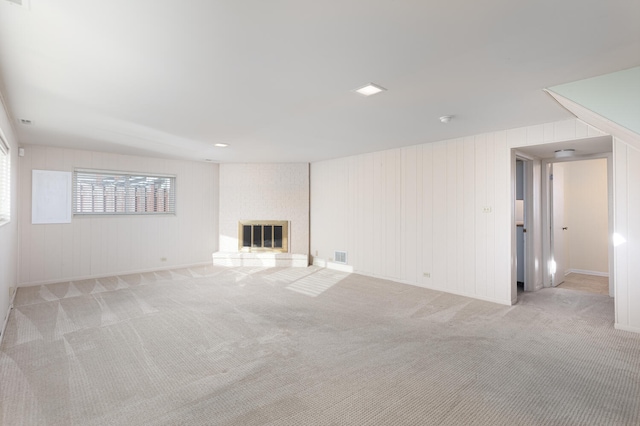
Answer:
0;131;9;225
73;169;176;215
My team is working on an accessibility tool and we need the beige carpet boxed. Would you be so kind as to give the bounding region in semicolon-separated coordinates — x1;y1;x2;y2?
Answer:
559;273;609;295
1;266;638;425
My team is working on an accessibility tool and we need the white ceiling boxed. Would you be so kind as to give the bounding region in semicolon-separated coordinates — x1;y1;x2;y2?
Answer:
0;0;639;163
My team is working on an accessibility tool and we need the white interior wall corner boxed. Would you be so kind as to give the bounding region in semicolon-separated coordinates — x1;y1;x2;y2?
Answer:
218;163;309;255
0;95;19;338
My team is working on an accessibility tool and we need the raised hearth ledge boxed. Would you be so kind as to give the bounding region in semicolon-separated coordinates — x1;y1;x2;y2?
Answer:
212;252;309;267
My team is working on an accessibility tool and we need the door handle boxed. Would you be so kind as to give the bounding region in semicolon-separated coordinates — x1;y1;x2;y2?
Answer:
562;227;568;230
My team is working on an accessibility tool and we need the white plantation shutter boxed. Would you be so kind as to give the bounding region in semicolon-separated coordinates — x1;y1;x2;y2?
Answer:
73;169;176;215
0;133;9;224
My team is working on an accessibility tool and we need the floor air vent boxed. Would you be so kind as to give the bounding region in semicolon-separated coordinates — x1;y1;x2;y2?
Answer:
334;251;347;264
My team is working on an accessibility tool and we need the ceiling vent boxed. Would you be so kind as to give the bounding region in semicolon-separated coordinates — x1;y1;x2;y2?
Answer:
5;0;29;9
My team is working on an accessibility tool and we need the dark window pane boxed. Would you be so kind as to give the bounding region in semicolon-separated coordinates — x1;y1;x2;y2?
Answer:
274;226;283;248
253;225;262;247
242;225;252;247
264;226;273;247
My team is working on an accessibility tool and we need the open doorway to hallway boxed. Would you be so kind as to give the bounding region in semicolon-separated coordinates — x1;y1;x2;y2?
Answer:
511;135;614;304
549;158;610;295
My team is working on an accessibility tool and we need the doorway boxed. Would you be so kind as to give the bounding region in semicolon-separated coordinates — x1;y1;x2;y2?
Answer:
545;157;612;295
511;135;614;302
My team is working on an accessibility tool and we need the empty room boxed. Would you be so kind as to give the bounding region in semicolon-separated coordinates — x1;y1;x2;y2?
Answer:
0;1;639;425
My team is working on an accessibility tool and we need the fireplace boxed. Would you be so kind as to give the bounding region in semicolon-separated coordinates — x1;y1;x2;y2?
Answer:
238;220;288;253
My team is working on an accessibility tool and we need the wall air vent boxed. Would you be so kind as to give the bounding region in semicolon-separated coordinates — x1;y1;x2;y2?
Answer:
334;251;347;264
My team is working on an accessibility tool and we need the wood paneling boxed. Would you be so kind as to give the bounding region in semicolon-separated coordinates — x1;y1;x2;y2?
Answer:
614;137;640;332
310;118;620;306
626;146;640;329
18;146;218;286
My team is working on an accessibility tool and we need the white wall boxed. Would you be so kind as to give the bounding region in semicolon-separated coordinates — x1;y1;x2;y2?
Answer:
0;97;19;334
311;129;510;304
613;137;640;333
18;146;218;286
561;159;609;274
218;163;309;255
311;119;609;306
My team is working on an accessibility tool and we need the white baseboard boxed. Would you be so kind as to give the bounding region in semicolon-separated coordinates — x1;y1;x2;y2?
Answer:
566;269;609;277
312;258;354;273
615;323;640;335
0;285;18;347
17;261;214;288
344;269;513;307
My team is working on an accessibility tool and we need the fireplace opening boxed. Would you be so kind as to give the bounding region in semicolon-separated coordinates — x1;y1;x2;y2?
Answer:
238;221;288;253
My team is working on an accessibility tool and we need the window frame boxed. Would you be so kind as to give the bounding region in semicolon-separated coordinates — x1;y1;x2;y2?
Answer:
73;169;176;216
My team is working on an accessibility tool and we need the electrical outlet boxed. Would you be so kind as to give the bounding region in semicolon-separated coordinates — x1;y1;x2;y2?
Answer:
423;272;431;278
483;206;492;213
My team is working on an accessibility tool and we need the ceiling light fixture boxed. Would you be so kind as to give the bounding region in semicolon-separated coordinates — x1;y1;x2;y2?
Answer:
355;83;386;96
214;143;229;148
439;115;453;123
554;149;575;158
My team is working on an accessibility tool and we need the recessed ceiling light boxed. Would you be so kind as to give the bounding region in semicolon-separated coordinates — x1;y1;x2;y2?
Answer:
354;83;386;96
204;159;214;162
439;115;453;123
214;143;229;148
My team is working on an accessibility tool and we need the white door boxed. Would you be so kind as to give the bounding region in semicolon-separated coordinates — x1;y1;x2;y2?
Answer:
551;163;566;286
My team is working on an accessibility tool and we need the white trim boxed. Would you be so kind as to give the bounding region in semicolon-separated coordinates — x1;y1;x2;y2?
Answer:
16;261;212;287
0;286;17;347
346;268;513;306
312;257;354;273
565;269;609;277
615;323;640;334
75;168;176;179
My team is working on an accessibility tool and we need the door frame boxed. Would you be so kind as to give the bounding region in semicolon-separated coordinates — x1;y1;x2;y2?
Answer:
513;153;541;293
540;152;614;295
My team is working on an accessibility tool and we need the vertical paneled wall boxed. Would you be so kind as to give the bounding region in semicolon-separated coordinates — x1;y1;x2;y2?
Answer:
0;99;19;328
311;131;509;304
613;138;640;332
18;146;218;286
311;119;609;305
218;163;309;255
